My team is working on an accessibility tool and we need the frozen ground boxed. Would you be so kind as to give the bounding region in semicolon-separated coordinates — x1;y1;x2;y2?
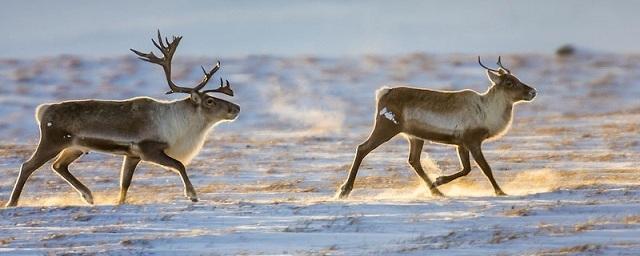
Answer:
0;52;639;255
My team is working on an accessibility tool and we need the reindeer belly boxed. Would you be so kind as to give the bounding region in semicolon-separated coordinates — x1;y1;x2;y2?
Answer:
71;136;139;156
403;108;468;144
69;133;205;165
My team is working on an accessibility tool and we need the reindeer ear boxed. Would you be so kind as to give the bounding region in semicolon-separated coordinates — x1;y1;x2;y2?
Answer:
486;70;502;85
189;91;202;105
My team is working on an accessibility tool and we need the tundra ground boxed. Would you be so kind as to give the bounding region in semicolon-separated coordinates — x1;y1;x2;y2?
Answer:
0;53;639;254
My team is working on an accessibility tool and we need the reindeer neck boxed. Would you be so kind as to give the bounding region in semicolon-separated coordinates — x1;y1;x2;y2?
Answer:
481;86;513;110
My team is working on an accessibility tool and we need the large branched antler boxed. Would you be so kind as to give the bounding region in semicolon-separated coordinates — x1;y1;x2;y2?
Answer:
130;30;233;96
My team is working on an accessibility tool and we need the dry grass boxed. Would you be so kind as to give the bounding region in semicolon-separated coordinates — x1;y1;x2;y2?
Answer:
537;222;569;235
574;222;595;232
600;122;640;134
237;180;318;193
503;207;532;217
623;215;640;224
0;144;34;158
41;233;66;241
536;244;602;255
489;230;522;244
396;231;461;252
537;218;607;237
0;237;15;245
535;127;574;135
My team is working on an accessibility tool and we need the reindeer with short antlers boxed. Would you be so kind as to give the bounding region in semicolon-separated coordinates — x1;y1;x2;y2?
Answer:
5;31;240;207
338;57;536;198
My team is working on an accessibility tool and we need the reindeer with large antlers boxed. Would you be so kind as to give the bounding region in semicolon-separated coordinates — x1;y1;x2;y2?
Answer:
5;31;240;207
338;57;536;198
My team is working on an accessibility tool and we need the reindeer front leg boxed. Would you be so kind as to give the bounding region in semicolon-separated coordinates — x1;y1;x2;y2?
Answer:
467;142;506;196
137;141;198;202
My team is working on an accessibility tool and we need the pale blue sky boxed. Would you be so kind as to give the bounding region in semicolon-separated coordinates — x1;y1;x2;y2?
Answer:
1;0;639;57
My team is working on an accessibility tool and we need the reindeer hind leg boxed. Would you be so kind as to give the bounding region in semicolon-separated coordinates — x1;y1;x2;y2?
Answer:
407;138;443;197
6;139;66;207
338;115;401;199
51;149;94;205
434;146;472;187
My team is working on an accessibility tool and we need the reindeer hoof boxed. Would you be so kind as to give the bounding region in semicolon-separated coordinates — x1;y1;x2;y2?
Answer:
184;189;198;202
430;189;445;197
337;191;351;199
337;185;352;199
82;193;94;205
495;190;507;196
4;202;17;208
433;176;447;187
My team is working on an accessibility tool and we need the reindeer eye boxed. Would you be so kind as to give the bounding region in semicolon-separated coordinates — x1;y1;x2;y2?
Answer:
504;80;513;87
206;98;215;105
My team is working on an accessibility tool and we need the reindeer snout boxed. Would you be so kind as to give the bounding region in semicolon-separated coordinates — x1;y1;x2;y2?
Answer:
528;89;537;100
229;104;240;114
226;104;240;119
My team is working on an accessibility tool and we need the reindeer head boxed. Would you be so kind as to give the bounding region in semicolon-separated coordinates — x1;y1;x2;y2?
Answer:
478;56;536;102
131;30;240;121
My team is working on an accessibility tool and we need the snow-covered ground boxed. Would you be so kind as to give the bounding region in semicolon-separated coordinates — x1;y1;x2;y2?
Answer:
0;52;639;255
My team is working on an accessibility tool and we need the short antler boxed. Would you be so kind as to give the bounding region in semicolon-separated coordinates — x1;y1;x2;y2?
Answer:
203;78;234;96
477;56;499;73
496;56;511;74
131;30;232;96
